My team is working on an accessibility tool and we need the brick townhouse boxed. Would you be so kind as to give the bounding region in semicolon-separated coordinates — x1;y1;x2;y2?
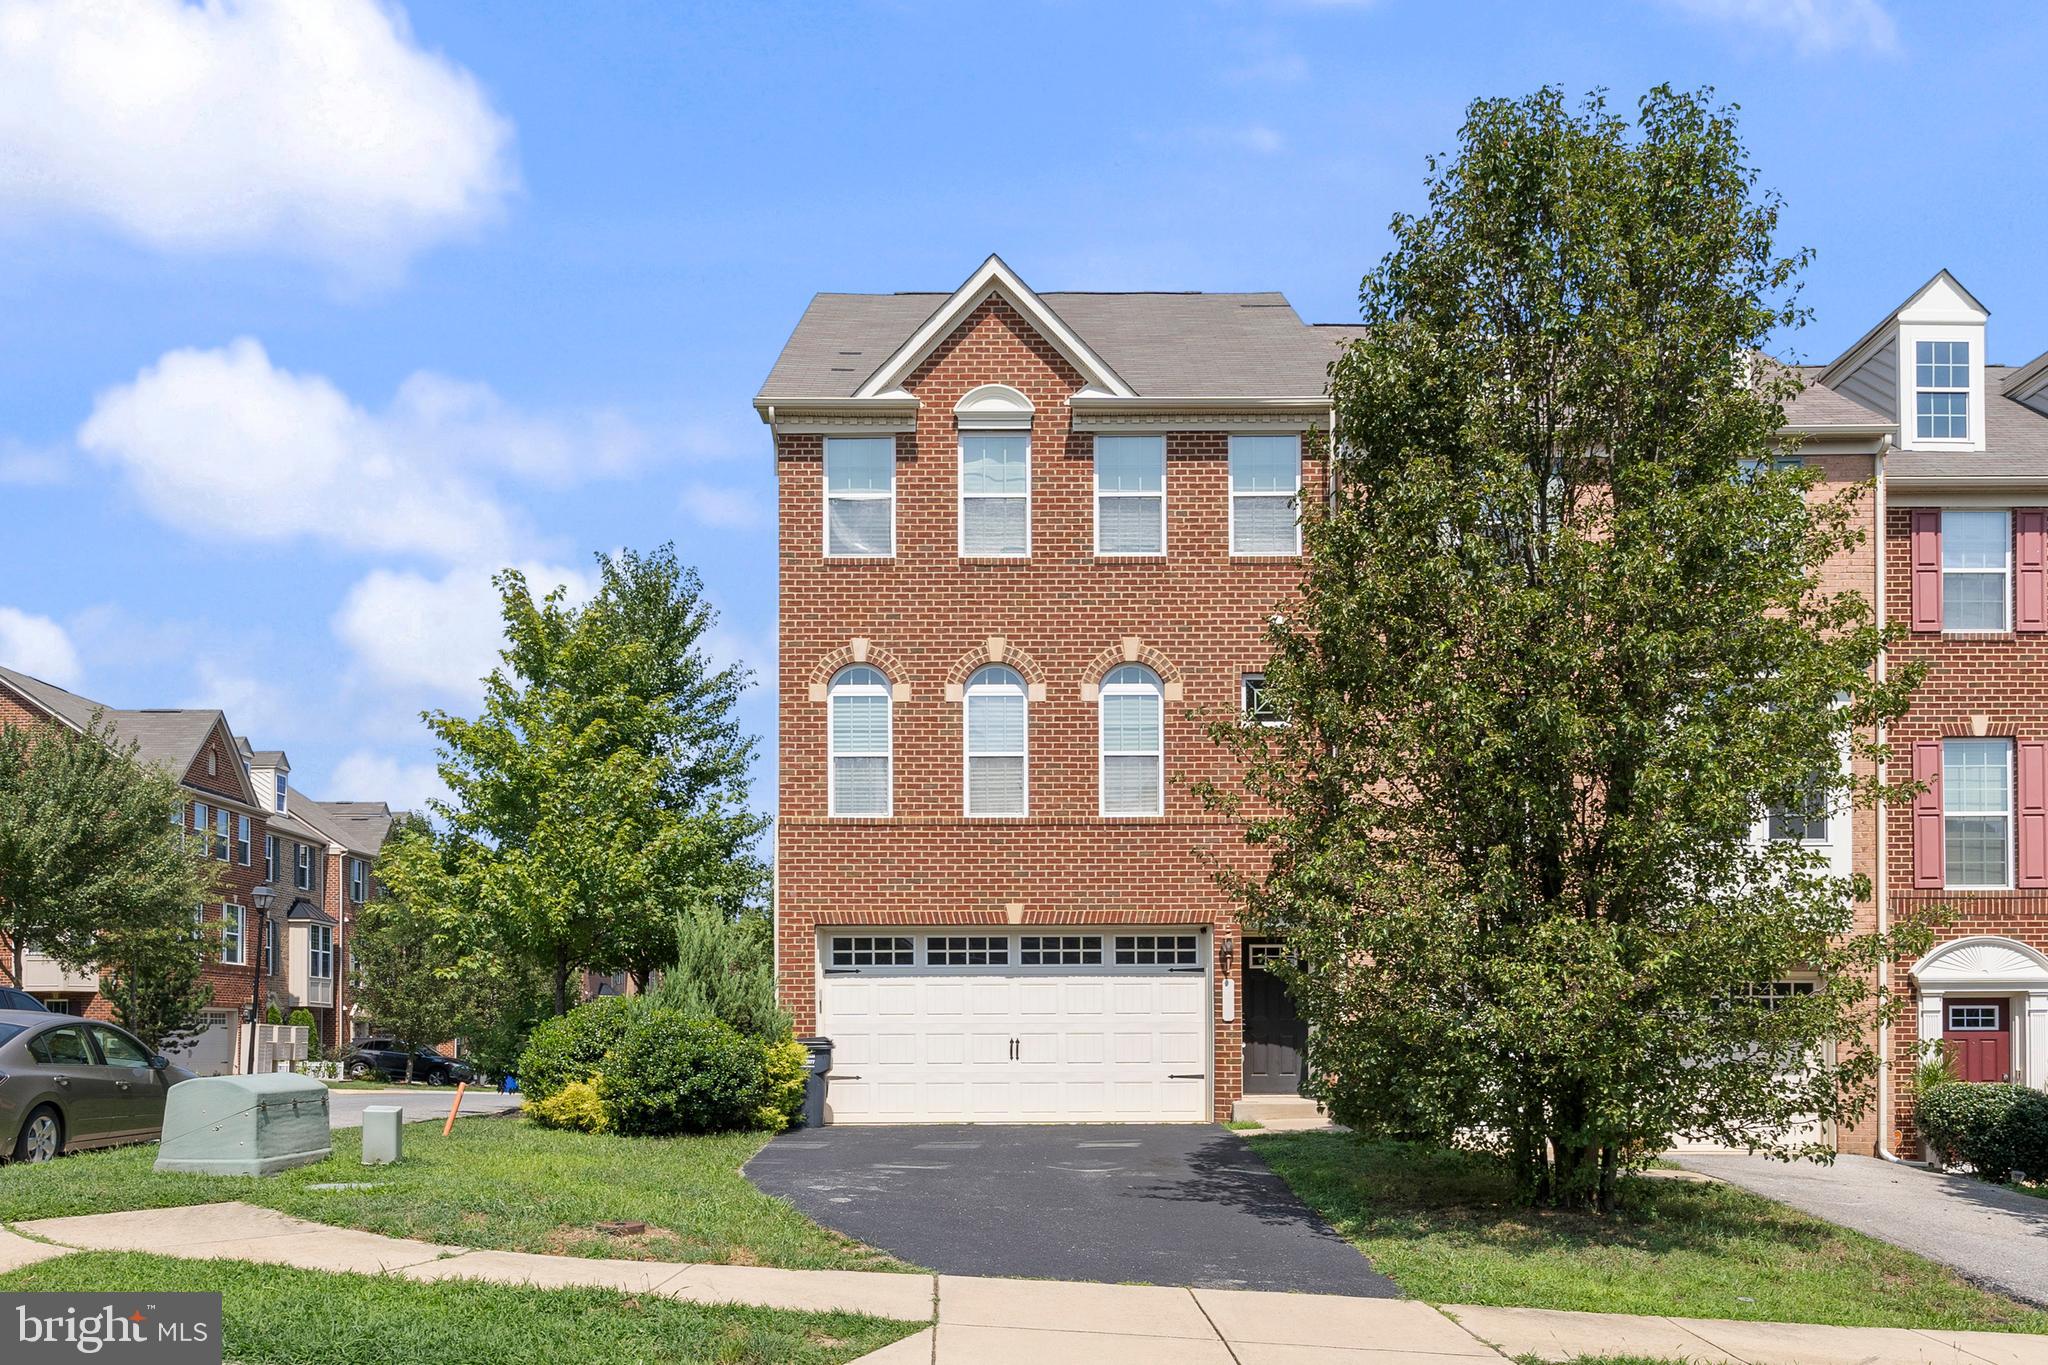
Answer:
0;665;392;1071
762;257;2048;1148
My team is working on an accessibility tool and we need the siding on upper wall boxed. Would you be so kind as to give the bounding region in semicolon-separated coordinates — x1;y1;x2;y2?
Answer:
1836;333;1897;418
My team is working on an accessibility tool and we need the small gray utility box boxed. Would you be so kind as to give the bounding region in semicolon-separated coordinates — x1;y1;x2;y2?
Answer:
155;1072;332;1176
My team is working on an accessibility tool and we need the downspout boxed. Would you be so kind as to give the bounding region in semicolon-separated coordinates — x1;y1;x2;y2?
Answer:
1871;433;1911;1164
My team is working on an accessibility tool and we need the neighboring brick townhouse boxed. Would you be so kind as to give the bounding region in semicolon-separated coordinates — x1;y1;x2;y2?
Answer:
0;666;394;1072
762;257;2048;1148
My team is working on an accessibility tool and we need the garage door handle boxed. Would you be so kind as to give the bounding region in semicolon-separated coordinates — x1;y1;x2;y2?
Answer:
1169;967;1205;973
831;1074;860;1080
823;968;861;976
1169;1073;1205;1080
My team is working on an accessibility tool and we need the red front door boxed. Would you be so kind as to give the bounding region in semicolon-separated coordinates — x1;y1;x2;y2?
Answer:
1943;1000;2013;1084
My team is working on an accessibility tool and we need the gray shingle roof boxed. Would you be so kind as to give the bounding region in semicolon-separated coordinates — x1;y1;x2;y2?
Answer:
759;291;1351;400
290;793;394;855
1787;364;2048;479
0;666;231;786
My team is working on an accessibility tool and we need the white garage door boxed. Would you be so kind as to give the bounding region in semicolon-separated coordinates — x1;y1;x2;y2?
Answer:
817;929;1210;1124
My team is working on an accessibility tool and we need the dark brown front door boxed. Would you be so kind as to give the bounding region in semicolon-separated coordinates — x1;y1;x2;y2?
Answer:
1944;999;2012;1084
1242;946;1307;1095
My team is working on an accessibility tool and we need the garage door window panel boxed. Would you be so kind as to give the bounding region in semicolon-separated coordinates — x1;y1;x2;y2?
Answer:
830;936;914;968
926;935;1009;966
1020;935;1102;966
1114;934;1198;966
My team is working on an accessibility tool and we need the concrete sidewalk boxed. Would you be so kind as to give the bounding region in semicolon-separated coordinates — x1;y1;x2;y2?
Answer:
10;1202;2048;1364
1674;1153;2048;1308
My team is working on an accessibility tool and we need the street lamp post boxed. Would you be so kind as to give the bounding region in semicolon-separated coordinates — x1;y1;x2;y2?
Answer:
245;883;275;1075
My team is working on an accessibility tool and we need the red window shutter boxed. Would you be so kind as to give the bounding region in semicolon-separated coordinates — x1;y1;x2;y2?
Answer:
1912;739;1944;889
2019;741;2048;889
2016;510;2048;633
1909;509;1943;633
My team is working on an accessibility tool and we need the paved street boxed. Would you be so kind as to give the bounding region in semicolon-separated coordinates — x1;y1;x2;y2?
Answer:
746;1122;1395;1295
323;1089;522;1130
1674;1153;2048;1308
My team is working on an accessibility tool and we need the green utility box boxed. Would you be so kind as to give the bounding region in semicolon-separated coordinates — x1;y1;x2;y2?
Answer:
154;1073;332;1176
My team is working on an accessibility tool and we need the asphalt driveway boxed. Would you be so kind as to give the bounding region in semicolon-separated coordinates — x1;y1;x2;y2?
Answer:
745;1123;1397;1295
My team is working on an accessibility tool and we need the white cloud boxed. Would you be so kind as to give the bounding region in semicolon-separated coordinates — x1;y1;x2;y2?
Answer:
0;606;81;685
680;482;767;530
333;560;597;702
326;749;448;815
78;339;645;565
1659;0;1897;54
0;0;515;277
181;659;291;738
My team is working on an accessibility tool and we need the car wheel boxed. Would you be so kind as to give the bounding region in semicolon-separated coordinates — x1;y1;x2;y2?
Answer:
13;1106;62;1164
346;1059;374;1080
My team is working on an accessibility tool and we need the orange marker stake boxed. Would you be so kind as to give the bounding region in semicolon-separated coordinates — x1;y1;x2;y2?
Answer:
442;1080;467;1136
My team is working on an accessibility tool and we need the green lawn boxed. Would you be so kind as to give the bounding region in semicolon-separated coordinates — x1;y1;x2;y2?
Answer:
1250;1131;2048;1333
0;1118;908;1273
0;1251;916;1365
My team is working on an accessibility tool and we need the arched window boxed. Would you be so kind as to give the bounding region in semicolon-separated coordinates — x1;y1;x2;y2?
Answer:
964;665;1027;816
1099;664;1163;816
829;666;892;817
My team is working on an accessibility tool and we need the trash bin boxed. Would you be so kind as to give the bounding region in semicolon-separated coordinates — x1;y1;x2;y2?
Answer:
797;1036;832;1129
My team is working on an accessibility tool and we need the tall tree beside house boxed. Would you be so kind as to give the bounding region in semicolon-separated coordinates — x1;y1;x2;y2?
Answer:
352;814;489;1081
396;545;769;1014
0;712;219;989
1207;86;1932;1212
100;916;215;1056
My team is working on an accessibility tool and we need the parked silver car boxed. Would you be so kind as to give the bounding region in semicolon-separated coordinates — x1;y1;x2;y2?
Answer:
0;1010;195;1162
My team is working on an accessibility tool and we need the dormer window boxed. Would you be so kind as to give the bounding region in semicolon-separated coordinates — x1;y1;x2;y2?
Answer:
1915;339;1970;440
274;782;286;814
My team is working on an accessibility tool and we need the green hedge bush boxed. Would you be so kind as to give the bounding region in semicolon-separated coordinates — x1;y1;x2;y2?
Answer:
527;1078;608;1133
516;995;639;1102
597;1010;768;1137
1917;1082;2048;1181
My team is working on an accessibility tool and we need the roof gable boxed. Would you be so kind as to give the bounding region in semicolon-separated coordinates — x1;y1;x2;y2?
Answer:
1821;268;1988;387
851;255;1137;400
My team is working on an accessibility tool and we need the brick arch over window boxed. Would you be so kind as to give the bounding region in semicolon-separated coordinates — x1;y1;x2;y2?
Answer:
805;640;910;698
943;639;1048;689
1079;639;1183;701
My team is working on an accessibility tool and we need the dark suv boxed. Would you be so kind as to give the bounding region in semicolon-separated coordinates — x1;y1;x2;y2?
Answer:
341;1038;474;1085
0;988;48;1012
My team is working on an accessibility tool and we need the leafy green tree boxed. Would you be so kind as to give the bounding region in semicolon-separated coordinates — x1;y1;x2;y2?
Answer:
101;917;215;1056
406;545;768;1013
645;907;790;1039
349;815;478;1081
0;712;219;988
1208;86;1930;1211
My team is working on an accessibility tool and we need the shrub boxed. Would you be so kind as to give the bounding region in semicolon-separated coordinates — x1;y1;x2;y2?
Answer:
286;1007;321;1061
1917;1082;2048;1181
265;1003;284;1026
1913;1041;1962;1099
597;1010;770;1136
527;1078;608;1133
516;996;639;1101
644;909;791;1040
756;1036;809;1133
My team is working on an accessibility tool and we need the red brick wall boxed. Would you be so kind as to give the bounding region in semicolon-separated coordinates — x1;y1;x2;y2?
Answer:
776;297;1320;1118
1882;503;2048;1154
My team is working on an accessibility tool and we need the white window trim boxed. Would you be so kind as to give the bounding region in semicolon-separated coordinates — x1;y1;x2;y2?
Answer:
1241;672;1285;727
1092;434;1167;558
828;666;893;818
1228;434;1303;558
220;903;245;966
309;924;334;981
349;858;367;904
1914;338;1972;443
1900;322;1985;452
963;665;1028;818
263;834;277;883
1941;508;2011;635
958;432;1031;559
822;436;897;559
1099;665;1165;818
295;843;313;891
1944;737;2015;891
236;813;251;867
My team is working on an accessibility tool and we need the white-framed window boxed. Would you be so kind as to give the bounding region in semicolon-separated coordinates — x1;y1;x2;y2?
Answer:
309;924;334;981
214;807;230;862
1241;673;1282;726
1916;340;1970;440
263;834;278;883
1731;980;1817;1011
192;802;209;854
1020;935;1102;966
1113;934;1198;966
220;903;245;966
349;858;367;904
235;814;251;867
828;665;892;817
274;782;286;814
1767;782;1829;843
1094;435;1165;556
829;935;913;967
925;935;1009;966
1100;664;1163;816
1229;434;1301;556
294;843;313;891
1942;510;2009;632
264;917;278;976
964;665;1027;817
1944;737;2013;889
1948;1003;2002;1031
824;436;895;557
959;433;1029;557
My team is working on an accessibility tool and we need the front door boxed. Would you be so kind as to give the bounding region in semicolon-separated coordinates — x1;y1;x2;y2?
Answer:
1242;945;1307;1095
1944;999;2013;1083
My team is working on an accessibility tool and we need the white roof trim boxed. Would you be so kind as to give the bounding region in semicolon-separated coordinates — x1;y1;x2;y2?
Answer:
954;383;1034;430
1819;268;1989;388
852;255;1138;400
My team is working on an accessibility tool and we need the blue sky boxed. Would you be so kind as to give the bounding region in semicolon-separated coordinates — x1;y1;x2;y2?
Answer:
2;0;2043;821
